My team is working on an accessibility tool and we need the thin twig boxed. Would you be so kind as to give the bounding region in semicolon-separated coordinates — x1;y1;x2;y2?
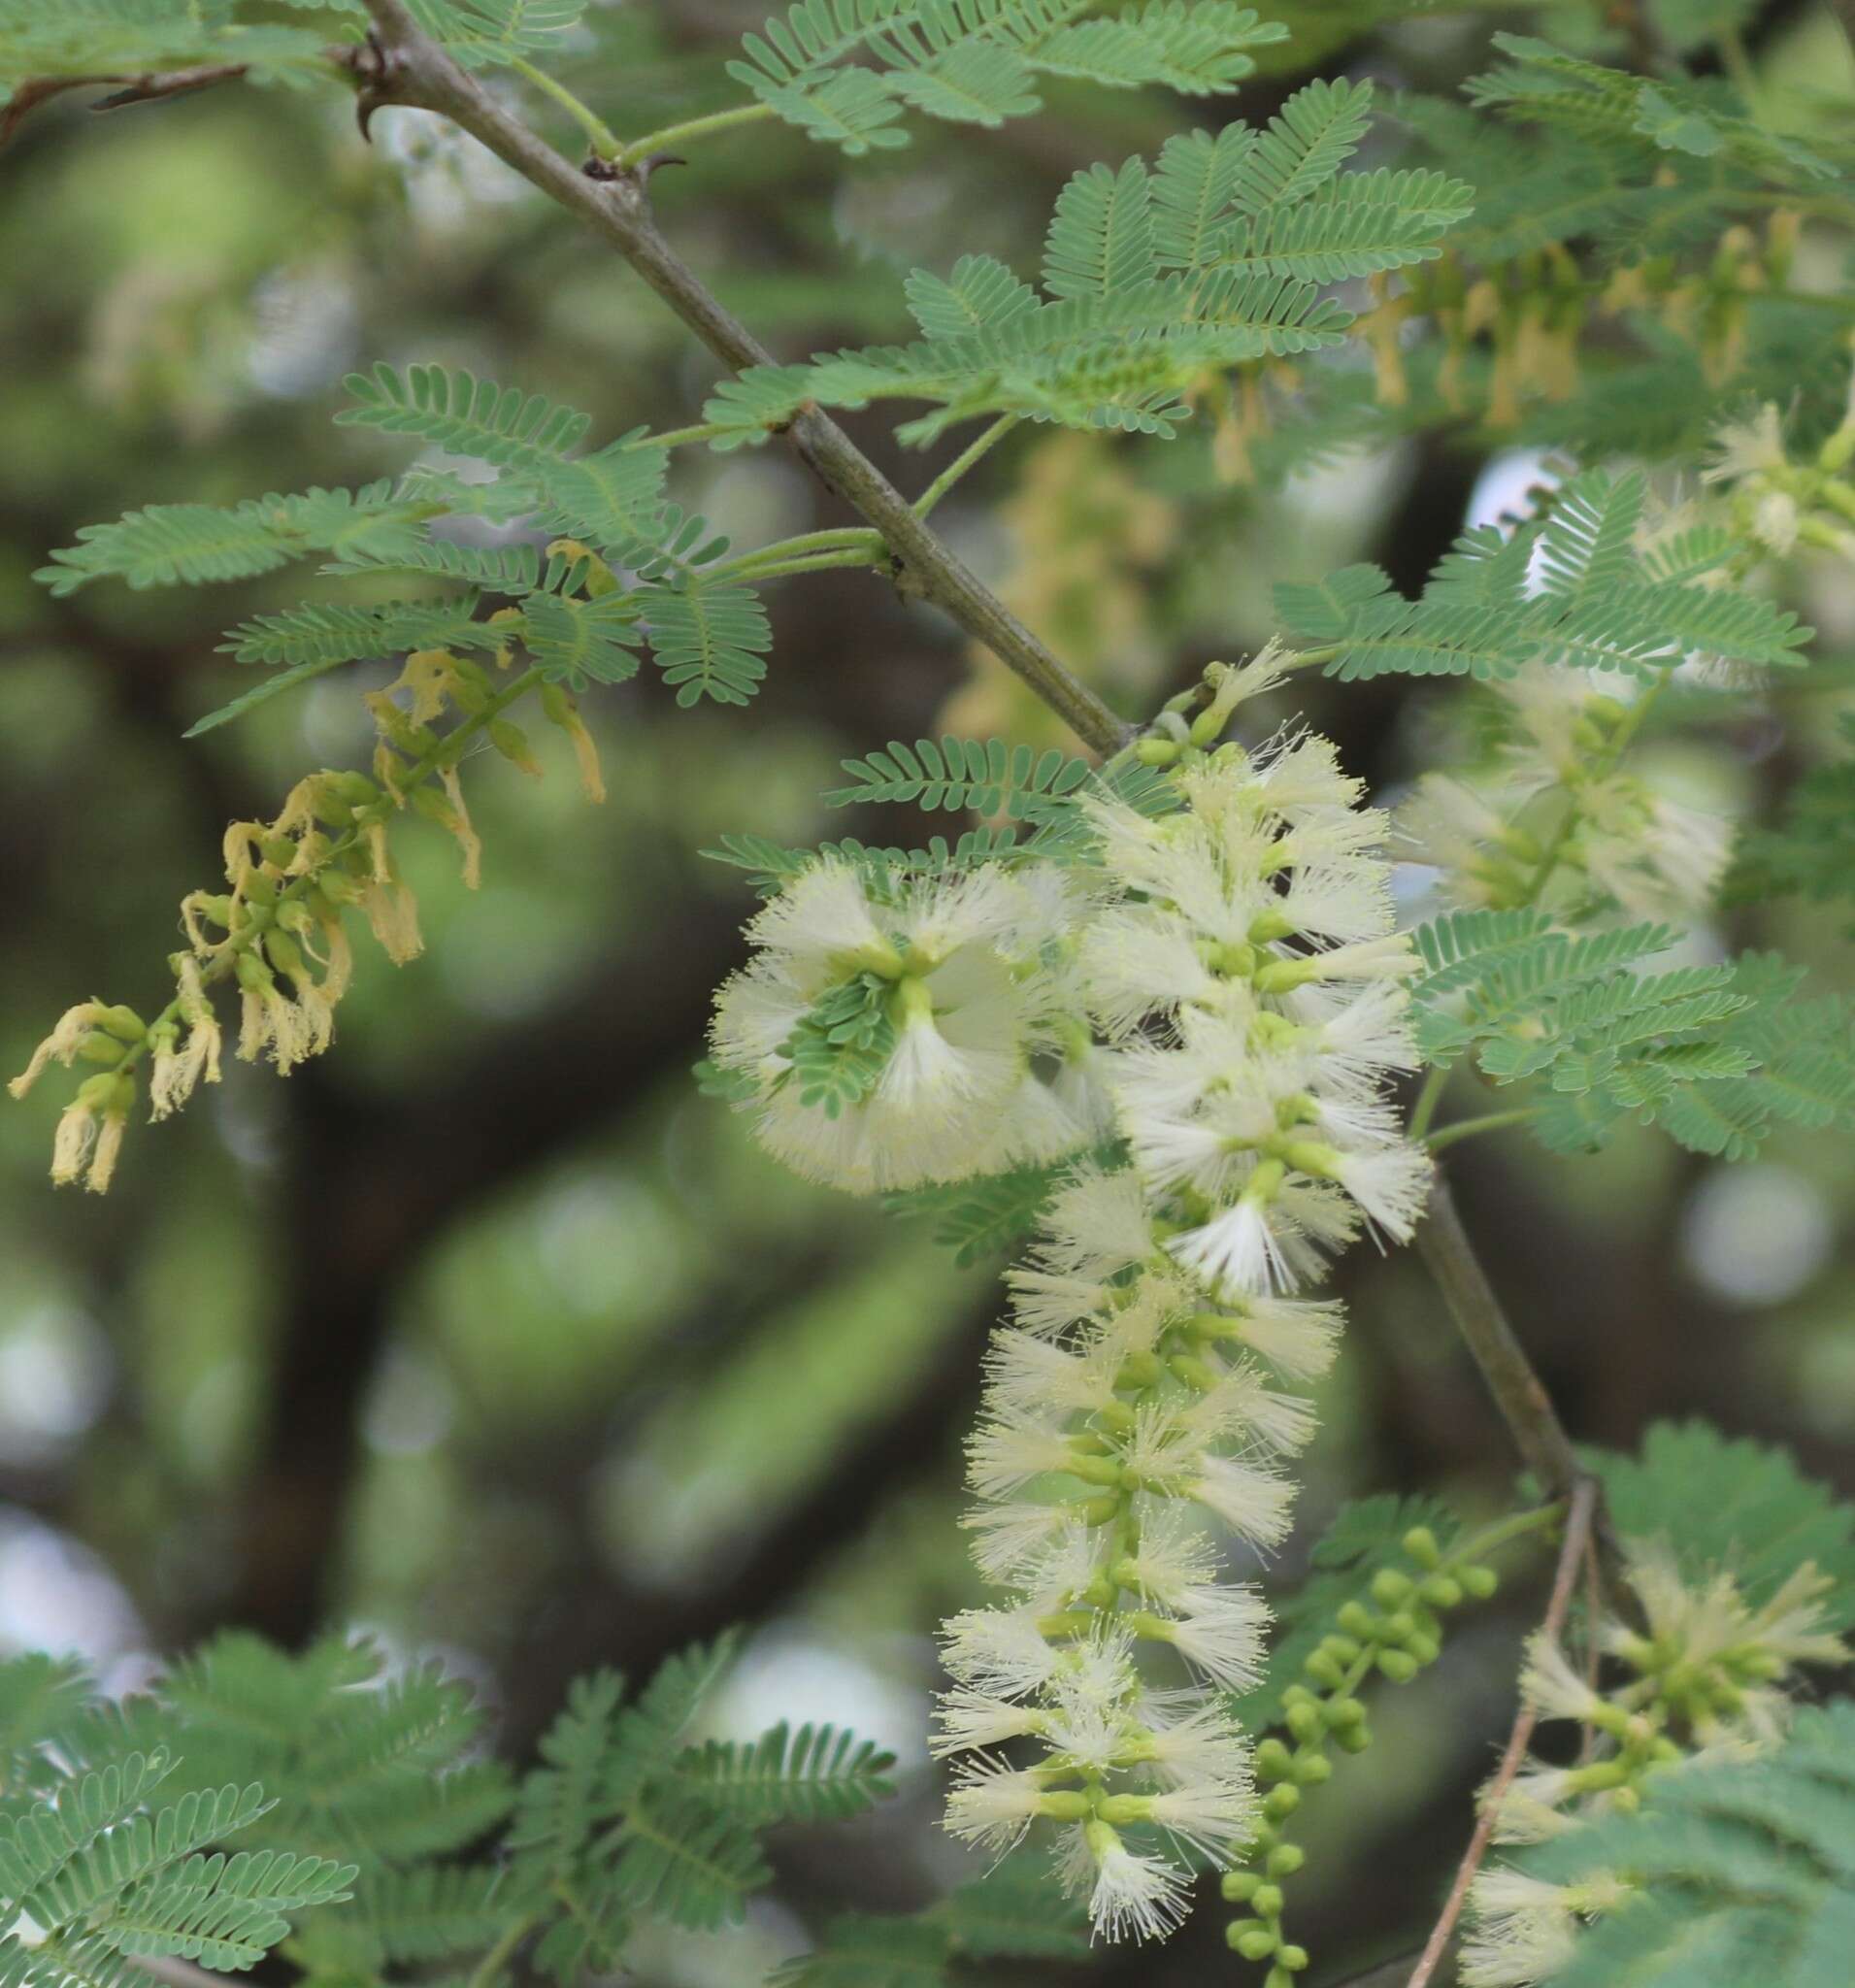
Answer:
1413;1172;1582;1495
0;63;249;147
1405;1476;1600;1988
348;0;1131;758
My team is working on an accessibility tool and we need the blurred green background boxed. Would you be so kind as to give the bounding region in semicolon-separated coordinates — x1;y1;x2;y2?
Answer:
1;4;1850;1983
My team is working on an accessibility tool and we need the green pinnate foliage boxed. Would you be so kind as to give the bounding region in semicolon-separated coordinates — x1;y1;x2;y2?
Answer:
336;363;595;463
671;1722;897;1824
0;1658;94;1801
39;364;777;715
773;1857;1089;1986
0;1757;346;1988
726;0;1287;156
1275;481;1811;683
645;574;774;707
779;975;900;1116
883;1151;1103;1264
0;2;327;115
828;737;1092;815
33;484;446;598
217;601;505;670
700;79;1451;450
517;590;645;689
1520;1705;1855;1987
85;1633;512;1867
1411;918;1692;1064
1466;32;1833;183
0;1634;895;1988
1412;924;1855;1161
1593;1422;1855;1634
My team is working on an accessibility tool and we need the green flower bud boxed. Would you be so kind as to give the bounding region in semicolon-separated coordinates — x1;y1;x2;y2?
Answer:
75;1070;125;1111
1461;1564;1499;1600
1406;1631;1442;1667
1267;1843;1305;1878
1256;1739;1295;1783
1285;1701;1322;1742
1136;736;1182;766
1264;1783;1301;1821
1294;1751;1333;1787
1377;1647;1419;1683
1222;1871;1261;1903
1421;1574;1464;1609
1402;1526;1441;1569
1266;1970;1296;1988
234;950;274;994
1371;1569;1414;1607
260;834;298;869
1251;1883;1284;1918
1337;1602;1377;1640
1279;1944;1310;1971
77;1033;126;1066
1229;1924;1276;1962
1304;1649;1344;1688
264;932;306;979
96;1005;145;1043
1322;1633;1362;1664
1325;1696;1366;1732
1382;1611;1417;1644
1334;1720;1373;1754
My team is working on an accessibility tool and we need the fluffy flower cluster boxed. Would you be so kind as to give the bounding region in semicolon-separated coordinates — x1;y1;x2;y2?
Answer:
709;859;1105;1193
1399;658;1733;926
1460;1544;1847;1986
1704;384;1855;565
924;736;1430;1942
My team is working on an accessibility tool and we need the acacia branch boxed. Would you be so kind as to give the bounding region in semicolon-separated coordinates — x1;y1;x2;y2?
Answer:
1414;1171;1583;1495
1404;1474;1600;1988
348;0;1593;1519
348;1;1131;758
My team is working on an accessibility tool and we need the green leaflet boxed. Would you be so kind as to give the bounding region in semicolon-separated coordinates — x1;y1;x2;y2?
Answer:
701;79;1457;451
726;0;1285;154
778;975;899;1116
0;1629;896;1988
828;736;1092;815
1520;1705;1855;1987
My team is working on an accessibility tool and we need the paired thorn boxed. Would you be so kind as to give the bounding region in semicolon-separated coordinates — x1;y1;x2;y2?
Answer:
347;30;400;144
